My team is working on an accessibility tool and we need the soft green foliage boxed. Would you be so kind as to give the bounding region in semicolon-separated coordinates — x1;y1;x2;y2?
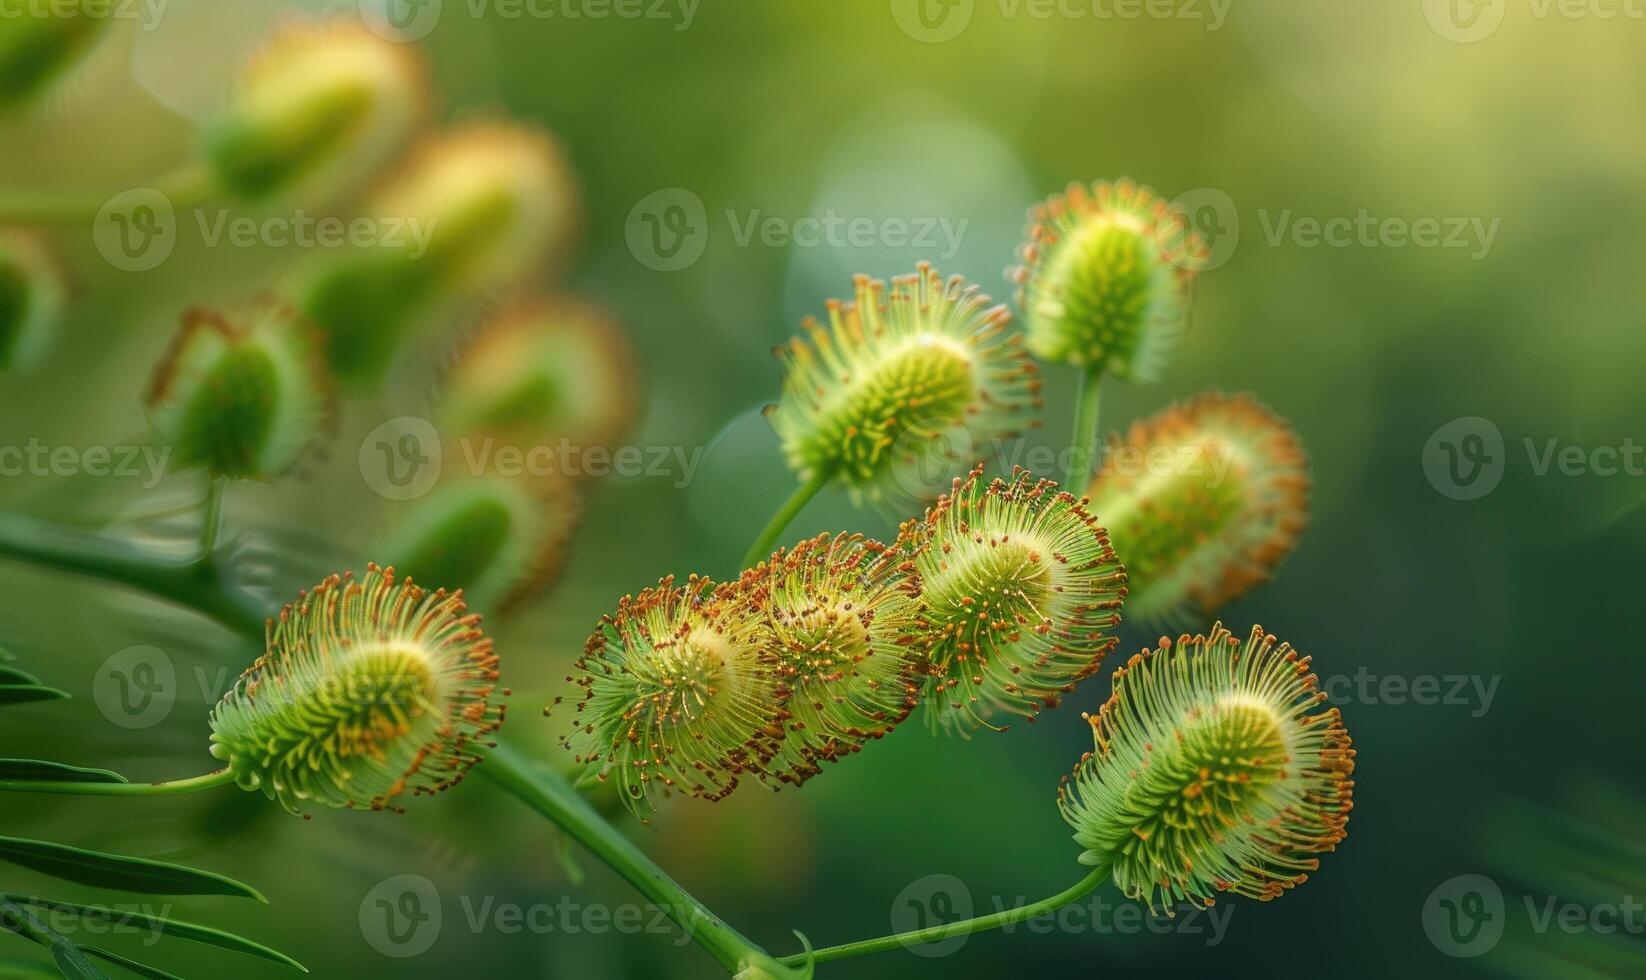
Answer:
0;233;62;371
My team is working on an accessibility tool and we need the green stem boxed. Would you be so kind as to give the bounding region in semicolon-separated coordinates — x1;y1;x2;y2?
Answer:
776;866;1110;967
740;467;834;571
199;478;227;569
0;512;265;638
479;741;769;974
0;162;220;225
0;768;235;798
1065;367;1105;492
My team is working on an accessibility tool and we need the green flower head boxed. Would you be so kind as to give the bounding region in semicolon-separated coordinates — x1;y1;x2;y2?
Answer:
208;565;507;814
562;576;787;822
720;532;923;786
1084;391;1310;625
0;231;64;372
0;0;107;111
899;465;1127;732
144;297;333;480
438;298;639;456
306;122;579;383
376;472;580;614
768;263;1042;500
207;18;427;199
1012;179;1202;382
1058;623;1355;911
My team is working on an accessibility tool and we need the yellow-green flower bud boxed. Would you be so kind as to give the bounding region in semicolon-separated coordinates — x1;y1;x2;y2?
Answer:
376;473;580;614
206;19;426;199
0;1;107;111
305;123;579;383
1012;179;1202;382
144;297;332;480
1084;392;1309;624
0;231;63;371
438;298;638;456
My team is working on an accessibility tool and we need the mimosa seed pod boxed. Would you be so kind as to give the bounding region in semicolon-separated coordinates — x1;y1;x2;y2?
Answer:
208;565;506;814
1058;623;1355;911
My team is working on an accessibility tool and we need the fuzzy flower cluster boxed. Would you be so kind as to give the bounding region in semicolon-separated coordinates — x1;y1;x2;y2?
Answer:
561;464;1130;819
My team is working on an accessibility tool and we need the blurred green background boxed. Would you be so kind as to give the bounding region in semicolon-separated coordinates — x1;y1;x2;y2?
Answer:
3;1;1644;977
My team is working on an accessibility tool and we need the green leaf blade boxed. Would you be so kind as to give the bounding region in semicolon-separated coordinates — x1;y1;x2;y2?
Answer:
0;839;264;902
0;687;68;707
0;762;126;785
4;901;304;974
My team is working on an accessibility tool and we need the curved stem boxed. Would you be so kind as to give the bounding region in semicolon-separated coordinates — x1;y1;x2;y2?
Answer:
0;511;265;638
198;478;227;570
1065;367;1104;492
479;741;770;974
740;467;834;571
0;161;220;225
0;768;235;798
776;866;1109;967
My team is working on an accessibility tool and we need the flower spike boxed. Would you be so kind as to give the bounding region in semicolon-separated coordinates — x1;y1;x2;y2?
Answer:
1084;391;1309;624
720;533;924;785
562;576;788;821
208;565;506;814
899;465;1127;732
1058;623;1355;911
1011;179;1202;382
768;263;1042;501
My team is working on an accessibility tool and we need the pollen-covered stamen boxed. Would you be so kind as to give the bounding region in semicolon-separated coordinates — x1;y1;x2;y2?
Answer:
1011;179;1203;382
769;263;1042;500
720;532;923;785
207;564;505;814
1085;391;1310;624
1058;623;1355;912
561;576;787;821
900;464;1127;733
